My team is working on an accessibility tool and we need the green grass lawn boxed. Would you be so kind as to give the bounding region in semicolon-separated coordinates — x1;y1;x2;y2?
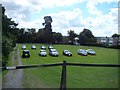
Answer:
19;43;118;88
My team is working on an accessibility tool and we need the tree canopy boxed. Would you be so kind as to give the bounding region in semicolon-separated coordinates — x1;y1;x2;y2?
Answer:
2;5;18;66
78;28;97;45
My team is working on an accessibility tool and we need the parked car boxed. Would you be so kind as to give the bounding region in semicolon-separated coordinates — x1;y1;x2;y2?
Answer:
86;49;96;55
22;45;26;50
39;49;47;56
41;46;46;50
49;49;59;56
63;50;72;56
22;50;30;58
31;45;36;49
78;49;87;56
48;45;54;49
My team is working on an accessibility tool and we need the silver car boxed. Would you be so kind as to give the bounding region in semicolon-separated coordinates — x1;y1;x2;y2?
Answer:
78;49;87;56
63;50;72;56
49;49;59;56
39;49;47;56
31;45;36;49
22;45;26;50
86;49;96;55
41;46;46;50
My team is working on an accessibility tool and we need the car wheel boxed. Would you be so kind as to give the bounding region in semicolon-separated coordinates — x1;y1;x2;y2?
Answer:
22;55;24;58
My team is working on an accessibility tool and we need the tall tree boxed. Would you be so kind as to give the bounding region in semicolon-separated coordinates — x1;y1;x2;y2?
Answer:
2;5;18;66
68;30;78;44
78;28;96;45
42;16;53;44
53;32;63;44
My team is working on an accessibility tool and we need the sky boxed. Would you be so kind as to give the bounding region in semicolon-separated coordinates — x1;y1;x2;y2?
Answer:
1;0;119;37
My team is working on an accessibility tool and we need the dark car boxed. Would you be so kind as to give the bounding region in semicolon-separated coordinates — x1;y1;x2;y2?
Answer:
22;45;26;50
31;45;36;49
49;49;59;56
22;50;30;58
41;46;46;50
48;45;54;49
63;50;72;56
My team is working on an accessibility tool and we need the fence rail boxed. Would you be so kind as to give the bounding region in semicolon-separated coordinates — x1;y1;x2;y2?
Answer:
1;63;63;70
1;61;120;90
66;62;120;67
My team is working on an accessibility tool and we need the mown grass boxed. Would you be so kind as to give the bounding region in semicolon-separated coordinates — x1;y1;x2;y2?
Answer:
20;43;118;88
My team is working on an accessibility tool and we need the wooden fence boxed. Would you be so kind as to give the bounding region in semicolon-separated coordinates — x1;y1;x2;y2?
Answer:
1;61;120;90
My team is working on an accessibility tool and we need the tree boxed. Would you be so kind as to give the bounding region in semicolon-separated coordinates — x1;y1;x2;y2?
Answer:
53;32;63;44
42;16;53;44
67;30;78;44
2;5;18;66
111;33;120;45
78;28;97;45
112;33;120;38
36;28;46;43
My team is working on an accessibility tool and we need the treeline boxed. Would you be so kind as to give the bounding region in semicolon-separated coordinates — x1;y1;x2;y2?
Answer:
16;28;63;44
68;29;97;45
2;6;18;66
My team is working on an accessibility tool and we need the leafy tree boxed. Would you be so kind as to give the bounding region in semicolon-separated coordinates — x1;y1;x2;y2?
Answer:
67;30;78;44
78;28;96;45
53;32;63;44
36;28;46;43
42;16;53;44
112;33;120;38
2;5;18;66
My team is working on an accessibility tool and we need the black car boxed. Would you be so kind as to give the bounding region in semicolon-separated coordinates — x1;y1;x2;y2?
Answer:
41;46;46;50
31;45;36;49
22;50;30;58
63;50;72;56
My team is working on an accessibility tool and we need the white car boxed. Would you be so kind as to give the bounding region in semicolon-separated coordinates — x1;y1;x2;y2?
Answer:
49;49;59;56
78;49;87;56
41;46;46;50
86;49;96;55
39;50;47;56
31;45;36;49
22;45;26;50
48;45;54;49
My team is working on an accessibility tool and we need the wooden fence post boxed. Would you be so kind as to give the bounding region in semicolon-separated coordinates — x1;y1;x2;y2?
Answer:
60;60;66;90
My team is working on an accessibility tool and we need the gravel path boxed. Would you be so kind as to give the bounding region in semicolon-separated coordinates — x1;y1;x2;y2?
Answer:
3;47;23;88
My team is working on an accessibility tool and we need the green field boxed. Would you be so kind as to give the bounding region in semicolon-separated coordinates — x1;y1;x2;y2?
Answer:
19;44;118;88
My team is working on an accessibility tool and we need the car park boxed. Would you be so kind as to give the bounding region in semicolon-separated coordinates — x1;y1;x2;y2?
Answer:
22;50;30;58
31;45;36;49
39;49;47;56
86;49;96;55
78;49;87;56
63;50;72;56
48;45;54;49
49;49;59;56
41;46;46;50
22;45;26;50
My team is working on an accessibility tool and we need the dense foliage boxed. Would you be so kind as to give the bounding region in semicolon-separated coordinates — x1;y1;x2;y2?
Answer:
2;6;18;66
78;28;97;45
